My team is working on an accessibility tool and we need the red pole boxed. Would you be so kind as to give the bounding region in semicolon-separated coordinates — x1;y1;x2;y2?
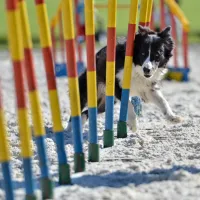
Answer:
150;4;155;30
74;0;83;63
59;11;65;63
77;43;83;62
74;0;80;36
51;27;56;63
182;30;189;68
146;0;153;27
160;0;166;30
170;13;178;67
62;0;85;172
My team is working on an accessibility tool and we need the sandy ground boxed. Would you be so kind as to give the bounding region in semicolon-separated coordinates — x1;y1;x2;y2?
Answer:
0;44;200;200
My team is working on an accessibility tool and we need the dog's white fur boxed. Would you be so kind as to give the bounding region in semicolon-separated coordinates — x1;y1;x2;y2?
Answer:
116;64;182;132
66;64;182;133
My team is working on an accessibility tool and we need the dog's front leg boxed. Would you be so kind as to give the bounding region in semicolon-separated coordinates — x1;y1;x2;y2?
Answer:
127;100;138;132
148;89;182;123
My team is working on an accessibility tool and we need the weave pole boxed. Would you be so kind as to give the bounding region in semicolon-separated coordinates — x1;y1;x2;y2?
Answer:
34;0;71;186
163;0;190;81
150;4;155;30
0;81;14;200
103;0;117;147
182;31;188;68
160;0;166;30
62;0;85;172
146;0;153;26
139;0;150;26
84;0;99;161
50;3;62;64
5;0;36;199
59;11;65;64
117;0;139;138
170;11;178;67
74;0;84;63
19;0;54;198
51;26;56;62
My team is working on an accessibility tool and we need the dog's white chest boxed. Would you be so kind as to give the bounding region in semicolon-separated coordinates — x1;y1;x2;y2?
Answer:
116;67;152;101
130;76;144;96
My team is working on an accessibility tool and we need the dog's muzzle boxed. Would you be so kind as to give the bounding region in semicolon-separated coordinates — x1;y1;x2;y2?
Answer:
143;56;153;78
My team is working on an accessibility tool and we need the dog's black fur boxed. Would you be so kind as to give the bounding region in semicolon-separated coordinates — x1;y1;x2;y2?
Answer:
67;25;181;132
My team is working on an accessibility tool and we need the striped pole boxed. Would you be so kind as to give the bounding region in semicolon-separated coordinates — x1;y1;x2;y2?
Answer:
170;12;178;67
18;1;55;198
117;0;139;138
146;0;153;27
150;4;155;30
34;0;71;186
84;0;99;161
139;0;150;26
50;4;62;64
62;0;85;172
51;26;56;63
163;0;189;70
182;30;189;68
0;81;14;200
74;0;84;63
77;42;83;63
160;0;166;30
59;11;65;64
5;0;36;199
103;0;117;148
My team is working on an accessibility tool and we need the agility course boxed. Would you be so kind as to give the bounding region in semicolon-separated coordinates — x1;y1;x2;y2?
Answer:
50;1;85;77
103;0;117;147
1;0;199;200
52;0;190;82
158;0;190;81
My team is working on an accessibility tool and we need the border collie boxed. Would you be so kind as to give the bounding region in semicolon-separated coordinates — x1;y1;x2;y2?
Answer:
67;25;182;132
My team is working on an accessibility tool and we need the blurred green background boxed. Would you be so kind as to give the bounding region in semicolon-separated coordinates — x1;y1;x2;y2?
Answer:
0;0;199;47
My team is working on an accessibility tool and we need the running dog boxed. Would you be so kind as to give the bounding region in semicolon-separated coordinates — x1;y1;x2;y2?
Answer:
67;25;182;132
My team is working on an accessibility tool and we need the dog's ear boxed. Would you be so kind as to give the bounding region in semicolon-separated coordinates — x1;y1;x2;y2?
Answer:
138;25;148;36
138;25;155;36
158;26;174;52
159;26;174;59
158;26;172;38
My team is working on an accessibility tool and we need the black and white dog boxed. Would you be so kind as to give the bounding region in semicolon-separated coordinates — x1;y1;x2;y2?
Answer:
67;25;182;132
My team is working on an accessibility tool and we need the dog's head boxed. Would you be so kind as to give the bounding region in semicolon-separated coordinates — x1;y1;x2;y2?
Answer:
133;25;174;79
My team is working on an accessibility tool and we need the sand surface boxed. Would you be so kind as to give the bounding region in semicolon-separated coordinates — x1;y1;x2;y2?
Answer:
0;45;200;200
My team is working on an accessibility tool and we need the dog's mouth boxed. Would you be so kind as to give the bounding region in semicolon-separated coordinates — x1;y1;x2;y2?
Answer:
144;74;152;78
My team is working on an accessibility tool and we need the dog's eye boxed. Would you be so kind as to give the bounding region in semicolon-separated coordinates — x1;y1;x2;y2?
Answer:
142;53;145;56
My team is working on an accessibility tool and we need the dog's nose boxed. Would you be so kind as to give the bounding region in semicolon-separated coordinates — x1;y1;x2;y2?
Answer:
143;67;150;74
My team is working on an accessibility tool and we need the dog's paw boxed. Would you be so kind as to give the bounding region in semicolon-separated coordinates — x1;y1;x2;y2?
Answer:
167;115;183;123
128;119;138;133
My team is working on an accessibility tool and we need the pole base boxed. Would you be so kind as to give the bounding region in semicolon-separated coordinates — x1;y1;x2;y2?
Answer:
74;153;85;173
117;121;127;138
59;163;71;185
88;143;99;162
40;177;54;199
25;194;37;200
103;129;114;148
